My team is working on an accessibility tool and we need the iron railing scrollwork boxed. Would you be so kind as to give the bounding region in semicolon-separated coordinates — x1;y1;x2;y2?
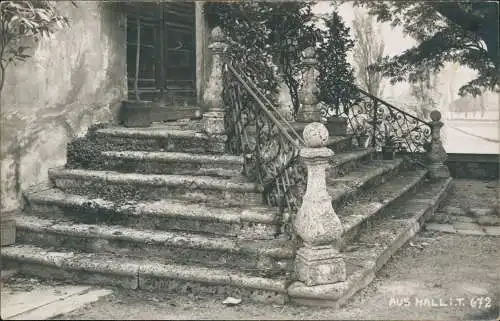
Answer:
223;62;306;238
323;83;433;161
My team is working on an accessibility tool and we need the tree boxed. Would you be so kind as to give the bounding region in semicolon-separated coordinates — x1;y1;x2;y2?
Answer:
0;1;73;97
352;9;385;97
203;2;357;117
317;10;358;116
351;1;499;97
409;66;440;119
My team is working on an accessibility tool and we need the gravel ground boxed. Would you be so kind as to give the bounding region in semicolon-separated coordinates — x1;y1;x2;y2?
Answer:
440;179;498;211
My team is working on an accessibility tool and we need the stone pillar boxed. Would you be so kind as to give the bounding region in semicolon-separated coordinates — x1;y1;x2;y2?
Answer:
427;110;450;179
296;47;321;123
202;26;228;137
1;211;16;246
293;122;346;286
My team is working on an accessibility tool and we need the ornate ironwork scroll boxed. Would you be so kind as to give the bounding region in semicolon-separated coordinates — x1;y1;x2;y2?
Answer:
323;84;432;158
223;62;306;238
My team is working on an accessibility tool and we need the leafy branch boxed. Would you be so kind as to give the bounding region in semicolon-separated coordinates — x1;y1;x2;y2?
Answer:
0;1;75;96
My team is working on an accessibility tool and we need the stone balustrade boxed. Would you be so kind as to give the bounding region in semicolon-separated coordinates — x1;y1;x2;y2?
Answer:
428;110;450;179
202;26;228;138
297;47;321;123
293;122;346;286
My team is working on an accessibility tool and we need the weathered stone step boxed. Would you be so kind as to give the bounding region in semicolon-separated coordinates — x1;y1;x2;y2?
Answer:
288;177;452;307
328;158;404;210
48;168;263;206
0;244;289;305
327;148;375;178
338;169;428;246
23;188;277;238
93;126;225;154
153;119;203;132
326;136;355;154
89;148;371;178
91;151;244;177
14;215;294;274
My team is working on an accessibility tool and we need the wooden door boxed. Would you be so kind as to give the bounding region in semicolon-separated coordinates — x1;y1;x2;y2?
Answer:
126;2;200;121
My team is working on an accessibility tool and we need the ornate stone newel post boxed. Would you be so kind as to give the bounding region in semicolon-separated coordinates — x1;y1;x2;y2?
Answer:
202;26;228;140
293;122;346;286
296;47;321;123
427;110;450;179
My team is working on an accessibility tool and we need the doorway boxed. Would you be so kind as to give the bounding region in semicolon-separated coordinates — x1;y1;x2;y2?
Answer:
126;2;199;121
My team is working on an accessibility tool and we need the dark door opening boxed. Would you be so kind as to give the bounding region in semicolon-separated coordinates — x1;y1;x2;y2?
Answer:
126;2;199;121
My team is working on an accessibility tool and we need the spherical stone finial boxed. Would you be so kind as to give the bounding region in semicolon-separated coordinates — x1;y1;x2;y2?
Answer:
430;110;442;122
211;26;224;42
302;47;315;59
303;122;329;147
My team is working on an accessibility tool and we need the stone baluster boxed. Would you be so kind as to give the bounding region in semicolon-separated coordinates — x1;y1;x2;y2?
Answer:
297;47;321;123
202;26;228;139
427;110;450;179
293;122;346;286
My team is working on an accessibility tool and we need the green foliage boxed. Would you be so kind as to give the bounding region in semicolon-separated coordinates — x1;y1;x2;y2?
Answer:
352;1;499;96
203;2;357;117
0;1;74;94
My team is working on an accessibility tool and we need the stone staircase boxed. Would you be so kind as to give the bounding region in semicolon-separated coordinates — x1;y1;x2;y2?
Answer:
1;119;452;307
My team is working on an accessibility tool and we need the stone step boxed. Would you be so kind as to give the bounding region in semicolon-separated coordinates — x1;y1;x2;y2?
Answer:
47;168;263;207
91;151;244;177
92;125;225;154
0;244;289;305
328;158;405;210
153;119;203;131
87;147;370;179
14;215;294;275
327;148;375;178
23;187;278;238
326;136;354;154
288;177;452;307
337;169;429;246
3;179;452;308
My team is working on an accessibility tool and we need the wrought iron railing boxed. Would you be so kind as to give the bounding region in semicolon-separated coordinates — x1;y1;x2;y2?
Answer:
223;62;306;238
324;84;433;160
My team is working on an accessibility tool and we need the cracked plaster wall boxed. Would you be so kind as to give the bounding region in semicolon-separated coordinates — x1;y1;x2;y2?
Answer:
1;2;127;212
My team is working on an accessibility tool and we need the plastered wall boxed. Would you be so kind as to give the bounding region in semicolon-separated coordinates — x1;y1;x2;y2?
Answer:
0;2;127;212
